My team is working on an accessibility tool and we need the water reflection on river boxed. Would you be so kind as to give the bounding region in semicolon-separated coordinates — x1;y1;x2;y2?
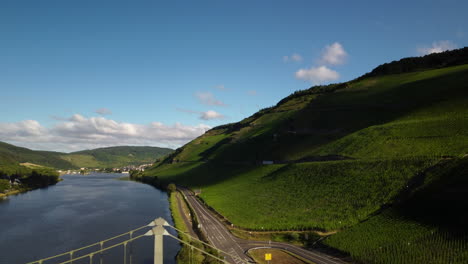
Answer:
0;173;179;264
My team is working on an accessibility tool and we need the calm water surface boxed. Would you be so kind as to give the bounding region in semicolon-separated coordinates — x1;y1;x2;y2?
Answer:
0;173;180;264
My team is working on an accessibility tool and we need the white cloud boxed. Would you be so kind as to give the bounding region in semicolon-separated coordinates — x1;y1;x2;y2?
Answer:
195;92;226;106
1;120;47;138
417;40;457;55
0;115;210;152
177;108;225;121
320;42;348;65
95;108;112;115
295;66;340;84
283;53;303;62
200;110;224;120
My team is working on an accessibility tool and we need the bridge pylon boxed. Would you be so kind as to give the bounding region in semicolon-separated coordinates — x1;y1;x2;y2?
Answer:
145;218;170;264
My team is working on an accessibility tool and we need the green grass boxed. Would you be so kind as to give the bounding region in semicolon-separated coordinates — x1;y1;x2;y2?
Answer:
324;211;468;264
0;142;172;170
249;248;310;264
149;158;435;230
0;162;60;194
169;192;205;264
323;156;468;263
142;51;468;262
312;116;468;159
196;159;435;230
0;141;76;169
69;146;173;168
145;62;468;231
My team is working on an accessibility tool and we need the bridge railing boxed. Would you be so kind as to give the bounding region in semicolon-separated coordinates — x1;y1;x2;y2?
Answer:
26;217;248;264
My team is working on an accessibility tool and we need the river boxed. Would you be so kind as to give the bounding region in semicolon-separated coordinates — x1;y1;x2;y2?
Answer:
0;173;180;264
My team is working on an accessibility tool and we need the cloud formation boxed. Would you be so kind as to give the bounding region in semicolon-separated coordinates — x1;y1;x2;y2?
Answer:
0;115;210;152
95;108;113;115
195;92;226;106
177;108;225;121
417;40;457;55
200;110;224;120
283;53;303;62
320;42;348;65
290;42;347;84
295;66;339;84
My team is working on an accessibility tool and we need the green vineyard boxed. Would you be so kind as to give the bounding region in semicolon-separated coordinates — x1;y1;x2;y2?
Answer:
325;211;468;264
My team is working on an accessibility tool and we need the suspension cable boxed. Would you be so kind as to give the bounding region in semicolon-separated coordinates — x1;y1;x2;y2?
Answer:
167;234;233;264
27;220;249;264
54;234;146;264
166;224;247;263
168;227;251;264
26;225;148;264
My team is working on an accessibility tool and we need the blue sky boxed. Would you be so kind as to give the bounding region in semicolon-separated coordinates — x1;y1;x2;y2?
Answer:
1;0;467;152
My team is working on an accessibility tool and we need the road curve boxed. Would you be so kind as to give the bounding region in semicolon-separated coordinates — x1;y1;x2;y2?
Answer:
178;187;348;264
179;187;251;264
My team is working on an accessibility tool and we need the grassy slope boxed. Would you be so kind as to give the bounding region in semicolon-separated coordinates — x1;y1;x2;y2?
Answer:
0;141;74;169
249;248;309;264
65;146;173;168
169;192;205;264
0;142;173;170
145;61;468;231
141;49;468;263
324;157;468;263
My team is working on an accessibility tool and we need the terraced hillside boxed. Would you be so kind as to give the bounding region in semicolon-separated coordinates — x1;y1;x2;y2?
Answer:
144;49;467;226
141;48;468;262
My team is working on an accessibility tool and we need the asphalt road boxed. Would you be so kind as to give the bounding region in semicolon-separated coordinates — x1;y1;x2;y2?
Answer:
178;187;348;264
179;187;250;264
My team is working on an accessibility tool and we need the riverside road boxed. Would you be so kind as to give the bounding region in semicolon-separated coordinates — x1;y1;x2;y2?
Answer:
179;187;347;264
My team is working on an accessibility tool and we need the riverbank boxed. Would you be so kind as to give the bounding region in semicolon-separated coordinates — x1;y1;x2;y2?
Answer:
0;178;64;199
0;189;25;198
169;191;205;263
0;173;180;264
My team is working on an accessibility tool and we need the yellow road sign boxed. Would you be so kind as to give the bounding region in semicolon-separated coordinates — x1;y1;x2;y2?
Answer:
265;253;272;261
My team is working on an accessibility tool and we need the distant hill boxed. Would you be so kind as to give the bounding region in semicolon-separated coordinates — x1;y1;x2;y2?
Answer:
64;146;173;168
0;141;73;169
139;48;468;262
0;142;173;169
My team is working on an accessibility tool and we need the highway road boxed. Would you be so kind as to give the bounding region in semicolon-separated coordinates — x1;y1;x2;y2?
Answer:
179;187;251;264
178;187;348;264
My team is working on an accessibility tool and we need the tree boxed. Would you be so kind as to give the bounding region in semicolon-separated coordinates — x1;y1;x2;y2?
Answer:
167;183;176;193
0;179;10;193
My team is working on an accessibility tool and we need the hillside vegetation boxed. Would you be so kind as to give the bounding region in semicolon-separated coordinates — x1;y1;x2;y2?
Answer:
324;156;468;263
0;142;172;169
140;48;468;262
0;141;74;169
0;162;60;195
63;146;173;168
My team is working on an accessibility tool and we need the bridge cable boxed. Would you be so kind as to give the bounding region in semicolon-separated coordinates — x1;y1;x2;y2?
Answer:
166;226;250;264
26;225;148;264
53;234;146;264
166;225;243;261
167;234;232;264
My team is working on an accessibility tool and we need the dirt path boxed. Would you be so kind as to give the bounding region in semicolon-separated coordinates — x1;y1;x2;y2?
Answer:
175;191;199;239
